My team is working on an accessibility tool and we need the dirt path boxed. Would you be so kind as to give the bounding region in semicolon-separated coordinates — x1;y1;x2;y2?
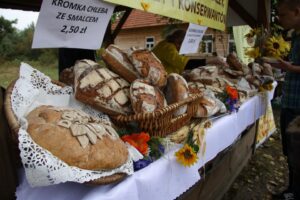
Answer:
222;108;289;200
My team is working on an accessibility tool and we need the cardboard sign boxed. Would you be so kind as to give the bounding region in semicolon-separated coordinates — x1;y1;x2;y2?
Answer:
32;0;115;49
179;23;207;55
104;0;228;31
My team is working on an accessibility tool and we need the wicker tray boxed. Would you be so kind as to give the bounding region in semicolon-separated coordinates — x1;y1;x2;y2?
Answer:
4;79;127;185
111;93;202;137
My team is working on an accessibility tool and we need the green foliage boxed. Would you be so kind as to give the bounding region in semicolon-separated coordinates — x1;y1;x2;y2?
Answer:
0;60;58;88
0;16;17;40
148;137;164;160
0;17;58;88
0;17;58;89
0;17;58;63
186;131;199;153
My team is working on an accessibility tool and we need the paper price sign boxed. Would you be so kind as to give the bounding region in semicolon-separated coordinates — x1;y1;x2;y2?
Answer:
179;24;207;55
32;0;115;49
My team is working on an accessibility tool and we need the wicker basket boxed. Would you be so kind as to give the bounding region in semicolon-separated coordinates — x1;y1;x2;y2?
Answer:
111;93;202;137
4;79;66;143
4;79;127;185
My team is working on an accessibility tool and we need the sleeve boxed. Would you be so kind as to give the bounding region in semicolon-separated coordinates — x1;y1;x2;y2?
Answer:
162;44;189;74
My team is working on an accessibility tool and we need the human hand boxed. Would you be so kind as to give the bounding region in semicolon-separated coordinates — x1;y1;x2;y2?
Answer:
206;56;228;67
266;58;293;71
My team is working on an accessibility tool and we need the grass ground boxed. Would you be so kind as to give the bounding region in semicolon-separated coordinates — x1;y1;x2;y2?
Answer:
0;60;58;89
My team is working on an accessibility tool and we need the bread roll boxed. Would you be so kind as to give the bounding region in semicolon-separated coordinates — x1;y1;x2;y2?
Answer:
102;45;139;83
130;79;167;113
74;59;132;115
26;105;128;171
128;49;167;87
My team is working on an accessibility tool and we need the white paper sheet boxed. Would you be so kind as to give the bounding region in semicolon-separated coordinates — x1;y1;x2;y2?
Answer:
179;24;207;55
32;0;114;49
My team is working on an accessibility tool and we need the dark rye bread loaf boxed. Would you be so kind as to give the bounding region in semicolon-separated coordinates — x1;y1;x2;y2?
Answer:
164;73;189;116
128;49;167;88
130;79;167;113
102;45;139;83
74;59;133;115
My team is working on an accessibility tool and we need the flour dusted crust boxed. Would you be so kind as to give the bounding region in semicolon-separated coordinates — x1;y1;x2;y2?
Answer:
102;45;139;83
184;66;218;85
128;49;167;87
188;85;222;118
74;59;132;115
164;73;189;116
130;79;167;113
26;105;128;171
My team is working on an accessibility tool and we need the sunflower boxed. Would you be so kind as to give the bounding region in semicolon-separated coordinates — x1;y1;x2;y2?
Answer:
245;28;261;39
245;47;260;59
265;35;290;58
175;144;198;167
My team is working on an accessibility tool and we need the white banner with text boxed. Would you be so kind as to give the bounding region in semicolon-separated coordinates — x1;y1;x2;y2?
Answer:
32;0;114;49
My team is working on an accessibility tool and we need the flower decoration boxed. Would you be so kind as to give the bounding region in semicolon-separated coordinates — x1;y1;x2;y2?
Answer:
217;85;240;113
120;130;166;171
259;82;274;92
244;27;290;60
245;47;260;59
174;129;200;167
226;85;238;100
175;144;198;167
148;137;165;160
265;35;290;58
133;158;152;171
121;132;150;155
141;2;150;11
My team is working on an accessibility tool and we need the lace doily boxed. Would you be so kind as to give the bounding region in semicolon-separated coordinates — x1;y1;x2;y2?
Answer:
12;63;133;187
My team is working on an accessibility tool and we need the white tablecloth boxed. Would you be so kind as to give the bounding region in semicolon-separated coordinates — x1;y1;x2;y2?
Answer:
16;88;275;200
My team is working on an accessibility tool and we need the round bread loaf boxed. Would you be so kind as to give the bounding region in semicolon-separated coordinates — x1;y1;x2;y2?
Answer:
74;59;133;115
26;105;128;171
164;73;189;116
226;53;244;72
130;79;167;113
128;49;167;87
102;45;139;83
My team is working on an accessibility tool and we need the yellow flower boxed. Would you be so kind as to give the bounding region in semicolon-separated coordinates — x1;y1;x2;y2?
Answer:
245;47;261;59
259;83;273;92
175;144;198;167
265;35;290;58
141;2;150;11
245;28;261;39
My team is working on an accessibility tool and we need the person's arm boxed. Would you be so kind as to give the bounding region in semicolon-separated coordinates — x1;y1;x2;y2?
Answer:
268;58;300;74
154;44;189;74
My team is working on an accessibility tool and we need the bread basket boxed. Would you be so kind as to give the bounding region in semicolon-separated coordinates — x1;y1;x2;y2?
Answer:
111;93;202;137
4;79;127;185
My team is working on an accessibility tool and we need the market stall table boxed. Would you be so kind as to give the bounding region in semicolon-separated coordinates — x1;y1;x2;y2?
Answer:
15;86;276;200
